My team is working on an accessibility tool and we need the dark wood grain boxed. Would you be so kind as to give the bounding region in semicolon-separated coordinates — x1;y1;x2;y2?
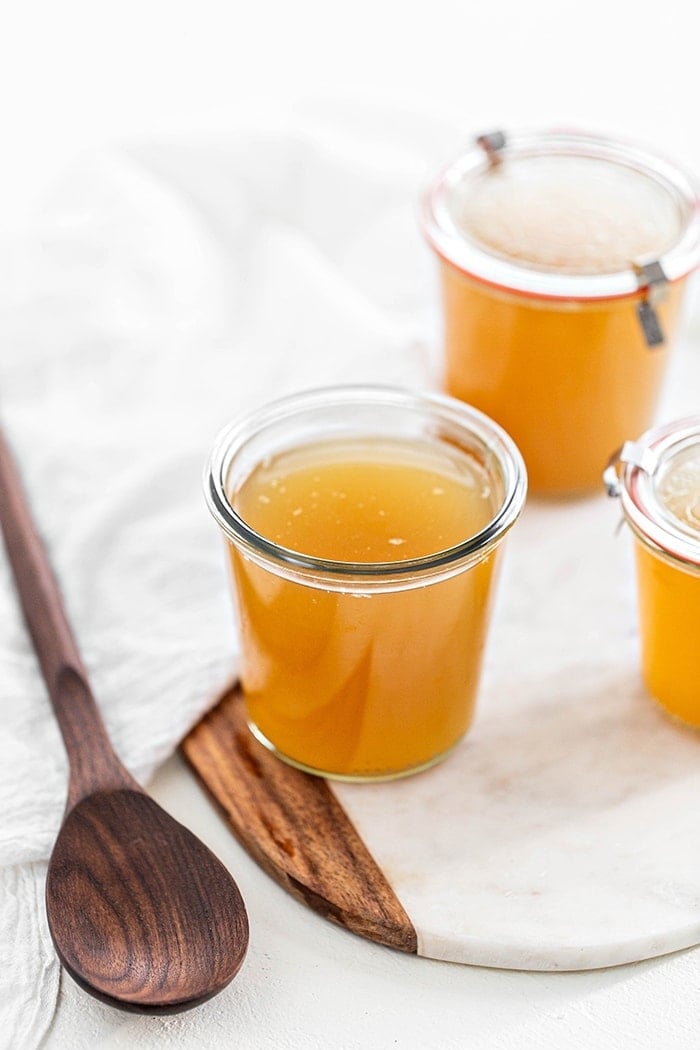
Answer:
0;424;249;1012
0;427;128;807
182;682;418;954
46;789;248;1012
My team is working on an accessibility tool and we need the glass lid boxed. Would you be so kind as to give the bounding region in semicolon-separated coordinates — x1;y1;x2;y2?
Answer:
607;416;700;566
422;130;700;301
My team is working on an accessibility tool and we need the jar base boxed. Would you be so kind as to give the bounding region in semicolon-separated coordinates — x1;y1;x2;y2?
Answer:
247;718;465;782
647;692;700;731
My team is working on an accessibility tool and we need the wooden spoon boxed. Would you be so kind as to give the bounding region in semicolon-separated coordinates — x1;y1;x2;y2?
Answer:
0;427;249;1013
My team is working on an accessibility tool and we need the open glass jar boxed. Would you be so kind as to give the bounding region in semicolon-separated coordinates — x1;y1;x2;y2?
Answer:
205;386;526;780
422;130;700;495
605;415;700;727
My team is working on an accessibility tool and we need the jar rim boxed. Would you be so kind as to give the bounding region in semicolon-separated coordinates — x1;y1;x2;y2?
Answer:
608;414;700;568
421;129;700;302
204;385;527;589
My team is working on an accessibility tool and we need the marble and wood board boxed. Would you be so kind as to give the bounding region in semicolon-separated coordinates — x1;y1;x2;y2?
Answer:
182;485;700;972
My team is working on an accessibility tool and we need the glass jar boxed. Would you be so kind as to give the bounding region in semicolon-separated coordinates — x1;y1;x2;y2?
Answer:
205;385;526;780
422;130;700;495
604;415;700;726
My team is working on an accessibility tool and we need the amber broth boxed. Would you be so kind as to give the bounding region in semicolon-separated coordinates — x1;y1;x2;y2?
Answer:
229;436;501;778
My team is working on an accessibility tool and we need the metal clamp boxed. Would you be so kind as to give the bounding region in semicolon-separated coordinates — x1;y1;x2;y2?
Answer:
603;440;657;497
476;130;507;166
634;261;668;349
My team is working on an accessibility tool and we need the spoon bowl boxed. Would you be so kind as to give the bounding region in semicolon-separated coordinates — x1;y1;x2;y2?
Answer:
47;789;248;1012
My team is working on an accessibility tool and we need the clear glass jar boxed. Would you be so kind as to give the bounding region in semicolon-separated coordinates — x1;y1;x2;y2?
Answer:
605;415;700;726
422;130;700;495
205;385;526;780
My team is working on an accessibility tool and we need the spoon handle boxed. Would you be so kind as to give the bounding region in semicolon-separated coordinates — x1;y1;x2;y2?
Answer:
0;425;133;806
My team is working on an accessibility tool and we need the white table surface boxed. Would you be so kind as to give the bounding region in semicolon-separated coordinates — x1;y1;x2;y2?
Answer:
5;1;700;1046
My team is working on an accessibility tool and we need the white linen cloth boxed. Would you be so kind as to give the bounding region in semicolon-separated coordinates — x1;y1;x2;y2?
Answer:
0;103;458;1047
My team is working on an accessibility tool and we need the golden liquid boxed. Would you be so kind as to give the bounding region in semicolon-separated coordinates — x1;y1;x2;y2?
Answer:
635;541;700;727
635;444;700;727
229;437;501;778
441;263;684;494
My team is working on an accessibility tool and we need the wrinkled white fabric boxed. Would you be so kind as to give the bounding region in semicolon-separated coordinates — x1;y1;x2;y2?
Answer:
0;103;457;1047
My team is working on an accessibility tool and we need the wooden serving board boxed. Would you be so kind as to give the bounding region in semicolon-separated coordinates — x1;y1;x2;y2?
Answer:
182;372;700;972
181;681;417;954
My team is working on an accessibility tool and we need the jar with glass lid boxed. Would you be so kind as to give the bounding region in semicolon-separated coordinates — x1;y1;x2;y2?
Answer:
605;416;700;726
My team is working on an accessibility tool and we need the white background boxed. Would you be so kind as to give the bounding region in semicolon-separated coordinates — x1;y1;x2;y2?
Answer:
1;0;698;229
